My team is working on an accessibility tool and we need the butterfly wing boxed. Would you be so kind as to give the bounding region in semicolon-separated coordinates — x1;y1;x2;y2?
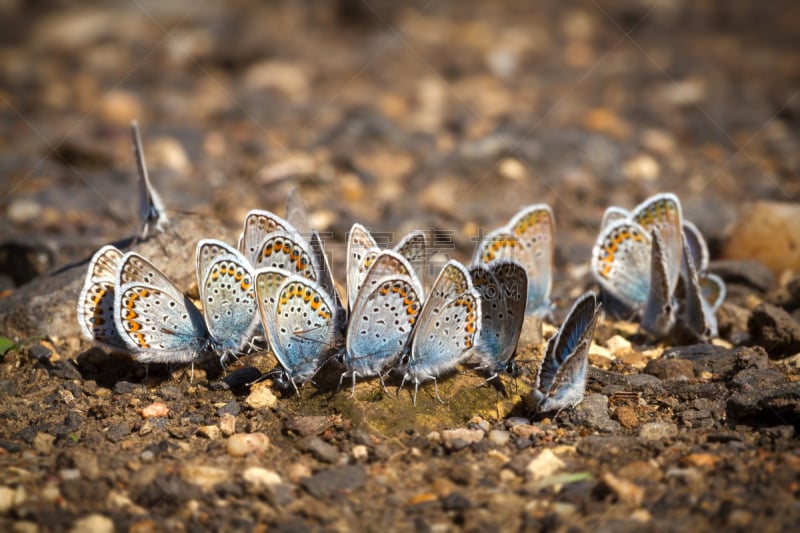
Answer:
507;204;554;314
252;230;317;280
682;220;710;273
114;282;208;363
346;223;380;313
309;230;345;322
592;220;652;309
264;276;338;386
469;260;527;376
534;292;599;413
699;273;726;313
117;252;186;302
405;261;481;381
630;193;683;294
641;229;675;338
346;275;422;379
394;230;427;288
678;231;717;342
199;250;259;355
77;245;128;350
600;206;630;231
196;239;240;291
132;121;168;239
285;187;312;238
238;210;292;265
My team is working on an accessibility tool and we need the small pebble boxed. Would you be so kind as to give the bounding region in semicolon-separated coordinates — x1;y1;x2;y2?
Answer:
33;432;55;455
0;486;15;513
639;422;678;441
302;436;340;464
441;428;484;451
351;445;369;461
614;406;639;429
69;514;114;533
487;430;511;447
245;382;278;410
218;413;236;436
601;472;644;506
181;465;230;491
525;448;565;481
196;425;221;440
242;467;282;492
139;402;169;419
226;432;270;457
286;462;312;484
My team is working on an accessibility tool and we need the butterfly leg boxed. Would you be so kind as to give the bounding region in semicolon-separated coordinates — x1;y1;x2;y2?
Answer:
350;371;359;398
432;377;445;405
378;373;391;396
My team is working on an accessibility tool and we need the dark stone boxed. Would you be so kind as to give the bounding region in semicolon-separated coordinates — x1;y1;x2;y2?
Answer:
28;344;52;362
577;435;650;465
132;472;200;508
441;491;471;512
301;436;340;464
210;366;263;392
574;394;621;432
661;344;768;378
113;381;140;395
215;400;240;417
300;464;366;498
731;368;786;391
0;379;18;395
266;483;296;506
0;440;21;453
105;422;131;443
727;382;800;428
748;303;800;358
61;478;109;503
158;385;182;400
710;259;775;291
284;415;335;437
657;381;728;402
644;358;695;380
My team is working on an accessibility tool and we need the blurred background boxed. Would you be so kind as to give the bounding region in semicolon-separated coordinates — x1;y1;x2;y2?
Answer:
1;0;798;288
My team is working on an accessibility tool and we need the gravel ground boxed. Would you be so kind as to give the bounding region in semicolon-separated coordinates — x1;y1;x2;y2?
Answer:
1;1;799;531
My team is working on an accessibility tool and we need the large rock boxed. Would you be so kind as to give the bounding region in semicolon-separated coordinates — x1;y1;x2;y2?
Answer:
0;215;235;344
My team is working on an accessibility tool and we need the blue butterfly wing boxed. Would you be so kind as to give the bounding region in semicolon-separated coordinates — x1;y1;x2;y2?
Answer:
535;292;599;412
642;229;675;338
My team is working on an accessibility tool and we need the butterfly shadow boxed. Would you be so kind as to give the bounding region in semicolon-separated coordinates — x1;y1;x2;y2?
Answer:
73;347;226;389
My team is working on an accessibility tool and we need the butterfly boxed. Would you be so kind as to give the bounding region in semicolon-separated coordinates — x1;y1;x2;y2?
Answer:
593;194;684;338
195;239;260;362
132;121;168;239
530;291;600;414
468;260;528;381
341;250;424;395
77;245;129;351
237;210;294;266
346;223;428;314
681;220;726;314
599;193;683;295
398;260;482;406
114;252;208;364
472;204;554;316
255;269;342;393
676;226;726;342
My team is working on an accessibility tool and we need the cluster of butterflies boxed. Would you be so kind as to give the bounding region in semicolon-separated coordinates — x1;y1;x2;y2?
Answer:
76;124;721;411
591;193;726;342
78;186;600;410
